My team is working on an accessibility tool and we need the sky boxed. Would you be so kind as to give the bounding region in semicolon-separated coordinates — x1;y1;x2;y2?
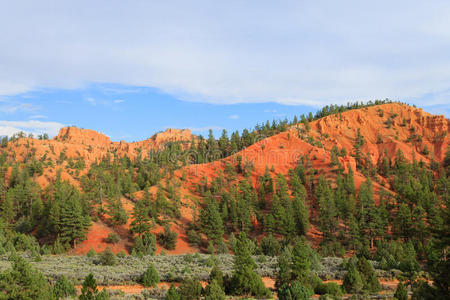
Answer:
0;1;449;141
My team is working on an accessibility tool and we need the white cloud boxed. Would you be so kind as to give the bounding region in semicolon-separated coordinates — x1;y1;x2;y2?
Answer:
114;99;125;103
85;97;96;105
29;115;47;119
0;101;40;114
188;126;224;133
0;120;64;137
0;1;450;106
229;115;239;119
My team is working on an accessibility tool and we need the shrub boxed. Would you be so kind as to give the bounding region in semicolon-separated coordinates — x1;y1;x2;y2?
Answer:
0;255;53;299
315;282;342;297
205;279;225;300
106;232;120;244
100;247;117;266
187;230;201;246
133;232;156;256
79;273;110;300
394;282;407;300
217;240;228;254
209;265;224;288
178;277;203;300
260;234;281;256
158;225;178;250
116;251;126;258
166;284;180;300
141;264;160;287
53;275;76;299
278;281;314;300
87;247;96;257
342;261;363;294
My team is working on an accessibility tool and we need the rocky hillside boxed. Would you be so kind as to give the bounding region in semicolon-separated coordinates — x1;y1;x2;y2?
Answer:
0;103;448;256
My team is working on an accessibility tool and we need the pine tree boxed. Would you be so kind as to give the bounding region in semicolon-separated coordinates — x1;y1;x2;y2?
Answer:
316;176;337;241
179;277;203;300
394;282;407;300
291;239;311;284
275;247;293;290
394;203;412;241
209;265;224;288
130;198;152;236
166;284;180;300
357;179;378;248
79;273;110;300
0;255;53;299
205;279;226;300
199;191;224;243
58;191;89;246
141;264;160;287
230;233;270;297
342;260;363;294
278;281;314;300
53;275;76;299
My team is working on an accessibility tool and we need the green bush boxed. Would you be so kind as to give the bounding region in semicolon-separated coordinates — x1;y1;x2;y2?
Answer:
394;282;407;300
166;284;181;300
141;264;160;287
106;232;120;244
158;225;178;250
205;279;225;300
187;230;201;246
99;247;117;266
53;275;76;299
342;261;363;294
87;247;96;257
315;282;342;296
178;277;203;300
260;234;281;256
278;281;314;300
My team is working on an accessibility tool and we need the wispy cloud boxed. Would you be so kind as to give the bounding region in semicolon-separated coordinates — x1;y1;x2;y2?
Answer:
229;114;239;119
30;115;47;119
114;99;125;103
0;120;64;137
0;101;40;114
188;126;224;133
85;97;96;105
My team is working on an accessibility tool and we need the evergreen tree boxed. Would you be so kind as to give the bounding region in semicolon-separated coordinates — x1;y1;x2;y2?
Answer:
278;281;314;300
79;273;109;300
275;247;293;290
316;176;337;241
205;279;226;300
0;255;53;300
199;191;224;243
166;284;181;300
357;179;379;248
394;282;407;300
342;260;363;294
229;233;270;297
179;277;203;300
130;197;152;236
291;238;311;284
141;264;160;287
53;275;76;299
209;265;224;289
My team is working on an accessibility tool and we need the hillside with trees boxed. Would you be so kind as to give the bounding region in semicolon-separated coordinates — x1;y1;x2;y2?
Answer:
0;101;448;299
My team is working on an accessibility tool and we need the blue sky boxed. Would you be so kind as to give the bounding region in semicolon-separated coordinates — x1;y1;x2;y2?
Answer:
0;1;449;140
